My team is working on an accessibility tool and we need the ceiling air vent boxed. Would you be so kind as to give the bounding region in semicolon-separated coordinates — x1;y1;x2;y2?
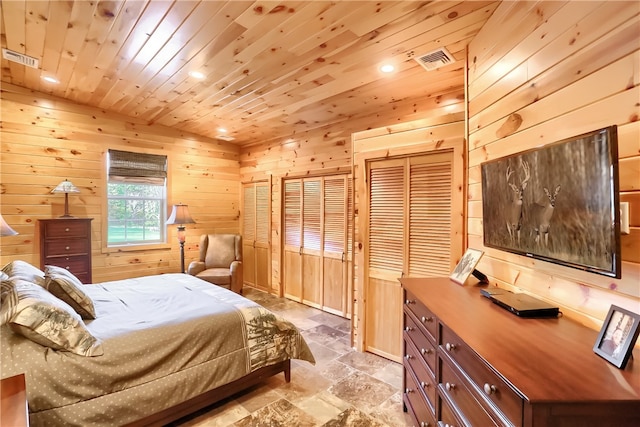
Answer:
2;48;39;69
215;135;235;142
414;47;454;71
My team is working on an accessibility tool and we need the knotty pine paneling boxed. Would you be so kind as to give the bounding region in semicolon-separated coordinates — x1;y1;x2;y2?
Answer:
0;83;240;283
351;116;466;354
467;1;640;331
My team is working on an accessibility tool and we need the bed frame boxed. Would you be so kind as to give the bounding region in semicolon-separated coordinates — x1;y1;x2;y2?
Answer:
125;360;291;426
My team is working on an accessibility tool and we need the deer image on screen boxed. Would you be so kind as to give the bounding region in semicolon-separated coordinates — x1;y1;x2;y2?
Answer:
532;185;561;247
505;158;530;245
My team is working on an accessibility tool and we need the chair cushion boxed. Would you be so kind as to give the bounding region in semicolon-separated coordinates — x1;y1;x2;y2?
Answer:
204;234;238;268
196;268;231;286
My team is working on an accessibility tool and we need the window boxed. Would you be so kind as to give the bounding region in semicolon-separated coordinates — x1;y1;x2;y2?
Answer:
107;150;167;246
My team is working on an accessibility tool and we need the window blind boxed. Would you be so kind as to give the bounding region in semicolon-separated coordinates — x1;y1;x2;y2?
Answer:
108;149;167;184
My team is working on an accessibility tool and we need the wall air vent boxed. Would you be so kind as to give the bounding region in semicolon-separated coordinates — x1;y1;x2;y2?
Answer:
414;47;454;71
2;48;39;69
215;134;235;142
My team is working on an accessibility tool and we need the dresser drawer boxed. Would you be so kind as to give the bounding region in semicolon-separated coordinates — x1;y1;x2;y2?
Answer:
439;395;462;427
405;338;437;408
42;220;90;238
404;369;437;427
440;360;499;427
44;240;90;256
404;290;437;341
440;325;523;426
404;313;437;373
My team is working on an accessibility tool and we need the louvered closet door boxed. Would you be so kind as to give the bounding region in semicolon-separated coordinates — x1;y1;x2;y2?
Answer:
302;179;322;307
242;181;271;291
254;183;270;291
323;176;349;316
365;152;454;361
283;180;303;301
408;153;453;277
243;185;257;287
366;159;405;362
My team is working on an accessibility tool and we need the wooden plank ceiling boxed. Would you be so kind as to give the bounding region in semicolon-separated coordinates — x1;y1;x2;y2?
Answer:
0;1;499;146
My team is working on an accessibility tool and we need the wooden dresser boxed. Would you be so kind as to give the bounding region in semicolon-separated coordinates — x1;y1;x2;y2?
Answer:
39;218;93;283
400;277;640;427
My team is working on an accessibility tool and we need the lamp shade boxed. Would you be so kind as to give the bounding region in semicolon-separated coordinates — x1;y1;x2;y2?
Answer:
0;214;18;236
51;179;80;194
166;204;195;225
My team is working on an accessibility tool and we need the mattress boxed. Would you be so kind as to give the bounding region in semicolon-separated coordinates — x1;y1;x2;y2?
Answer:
0;273;315;426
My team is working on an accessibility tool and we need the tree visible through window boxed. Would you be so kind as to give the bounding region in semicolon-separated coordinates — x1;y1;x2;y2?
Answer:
107;150;167;246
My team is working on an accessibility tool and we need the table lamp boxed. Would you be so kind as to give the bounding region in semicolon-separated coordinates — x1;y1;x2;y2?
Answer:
51;179;81;218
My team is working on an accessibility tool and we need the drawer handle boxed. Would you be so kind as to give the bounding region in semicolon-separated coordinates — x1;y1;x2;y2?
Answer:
421;316;433;323
420;422;430;427
484;383;497;395
420;348;432;355
420;381;430;389
65;266;70;270
65;246;70;250
445;382;456;391
65;228;70;232
405;299;416;305
445;342;457;352
404;354;413;360
404;326;414;332
404;387;414;394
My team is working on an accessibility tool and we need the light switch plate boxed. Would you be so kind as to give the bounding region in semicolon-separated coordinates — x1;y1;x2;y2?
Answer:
620;202;630;235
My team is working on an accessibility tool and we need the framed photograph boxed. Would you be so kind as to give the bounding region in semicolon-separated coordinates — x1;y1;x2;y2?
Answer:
593;305;640;369
450;248;484;285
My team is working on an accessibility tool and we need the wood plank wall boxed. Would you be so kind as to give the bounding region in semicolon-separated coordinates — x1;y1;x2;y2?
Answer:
467;1;640;330
1;83;240;282
239;87;466;296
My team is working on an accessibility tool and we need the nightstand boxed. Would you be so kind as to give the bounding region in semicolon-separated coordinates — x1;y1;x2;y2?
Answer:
1;374;29;426
38;218;93;283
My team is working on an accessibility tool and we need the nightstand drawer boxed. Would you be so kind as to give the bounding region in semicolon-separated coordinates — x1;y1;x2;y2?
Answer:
43;256;90;274
440;325;523;426
44;239;90;256
43;220;90;238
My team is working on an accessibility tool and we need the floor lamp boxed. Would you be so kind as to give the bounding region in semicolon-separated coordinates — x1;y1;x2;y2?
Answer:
166;204;196;273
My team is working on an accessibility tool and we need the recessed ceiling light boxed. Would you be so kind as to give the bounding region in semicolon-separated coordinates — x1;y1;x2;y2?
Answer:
42;76;59;83
217;127;227;133
380;64;395;73
189;71;205;80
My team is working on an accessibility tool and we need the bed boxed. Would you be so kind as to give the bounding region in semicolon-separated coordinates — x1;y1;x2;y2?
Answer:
0;264;315;427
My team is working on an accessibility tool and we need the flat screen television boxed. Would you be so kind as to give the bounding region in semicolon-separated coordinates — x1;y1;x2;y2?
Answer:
481;125;621;279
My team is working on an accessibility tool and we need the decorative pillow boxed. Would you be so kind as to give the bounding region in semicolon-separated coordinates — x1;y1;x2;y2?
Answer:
1;276;19;325
0;271;9;281
8;279;103;357
44;265;96;319
1;260;45;286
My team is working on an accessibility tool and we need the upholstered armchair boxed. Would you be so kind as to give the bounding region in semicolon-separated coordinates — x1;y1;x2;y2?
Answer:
187;234;243;294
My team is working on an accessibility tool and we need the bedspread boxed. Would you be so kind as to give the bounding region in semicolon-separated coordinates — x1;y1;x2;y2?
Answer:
0;273;314;426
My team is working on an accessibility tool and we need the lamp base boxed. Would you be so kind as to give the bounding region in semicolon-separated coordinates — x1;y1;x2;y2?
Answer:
59;214;75;218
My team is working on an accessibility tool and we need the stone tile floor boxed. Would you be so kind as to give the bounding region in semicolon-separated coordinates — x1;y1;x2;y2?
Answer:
171;288;412;427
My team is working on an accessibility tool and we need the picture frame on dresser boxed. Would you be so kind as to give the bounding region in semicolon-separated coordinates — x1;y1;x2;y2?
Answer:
450;248;484;285
593;304;640;369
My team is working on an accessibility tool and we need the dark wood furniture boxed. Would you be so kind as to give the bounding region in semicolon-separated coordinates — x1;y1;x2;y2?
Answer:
1;374;29;427
38;218;93;283
401;277;640;427
125;360;290;426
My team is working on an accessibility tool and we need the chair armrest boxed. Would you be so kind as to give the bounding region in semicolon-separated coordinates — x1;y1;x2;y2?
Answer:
188;261;206;276
230;260;243;294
